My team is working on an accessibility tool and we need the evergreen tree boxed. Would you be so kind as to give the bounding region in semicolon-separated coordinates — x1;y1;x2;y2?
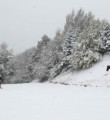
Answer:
33;34;50;62
69;38;102;69
11;47;36;83
62;27;78;56
69;23;103;69
0;43;15;83
100;22;110;51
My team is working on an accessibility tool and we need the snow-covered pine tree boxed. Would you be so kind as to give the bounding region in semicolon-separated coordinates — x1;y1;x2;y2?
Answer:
100;22;110;52
30;34;51;82
33;34;50;62
62;9;88;56
60;9;90;72
62;27;78;56
69;38;102;70
69;19;103;70
0;43;15;83
63;10;75;35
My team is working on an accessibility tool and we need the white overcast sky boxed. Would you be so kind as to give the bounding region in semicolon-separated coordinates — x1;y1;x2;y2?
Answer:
0;0;110;54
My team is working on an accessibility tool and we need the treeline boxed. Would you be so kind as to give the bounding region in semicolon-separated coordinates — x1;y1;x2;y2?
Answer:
0;9;110;83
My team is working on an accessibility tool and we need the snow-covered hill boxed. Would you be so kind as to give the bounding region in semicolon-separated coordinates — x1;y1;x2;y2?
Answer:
51;54;110;87
0;83;110;120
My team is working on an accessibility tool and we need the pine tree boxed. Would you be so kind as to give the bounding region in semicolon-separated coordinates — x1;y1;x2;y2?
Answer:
69;23;103;70
33;34;50;62
11;47;36;83
100;22;110;51
62;27;78;56
0;43;15;83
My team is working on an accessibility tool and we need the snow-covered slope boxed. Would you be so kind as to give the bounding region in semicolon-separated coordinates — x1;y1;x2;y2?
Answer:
0;83;110;120
51;54;110;87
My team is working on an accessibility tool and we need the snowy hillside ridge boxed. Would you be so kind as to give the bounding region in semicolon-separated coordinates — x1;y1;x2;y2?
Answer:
50;54;110;87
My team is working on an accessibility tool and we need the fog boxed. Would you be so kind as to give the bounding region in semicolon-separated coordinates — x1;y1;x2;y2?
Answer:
0;0;109;54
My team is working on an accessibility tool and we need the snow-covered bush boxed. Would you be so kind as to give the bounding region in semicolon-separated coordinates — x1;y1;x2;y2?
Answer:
69;37;102;70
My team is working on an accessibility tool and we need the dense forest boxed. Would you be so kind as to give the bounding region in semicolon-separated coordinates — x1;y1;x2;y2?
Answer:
0;9;110;83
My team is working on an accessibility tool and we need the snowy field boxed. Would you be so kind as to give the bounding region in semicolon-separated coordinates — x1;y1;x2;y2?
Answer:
0;83;110;120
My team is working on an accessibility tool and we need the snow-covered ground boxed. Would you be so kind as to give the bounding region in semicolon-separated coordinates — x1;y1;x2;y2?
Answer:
51;54;110;87
0;83;110;120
